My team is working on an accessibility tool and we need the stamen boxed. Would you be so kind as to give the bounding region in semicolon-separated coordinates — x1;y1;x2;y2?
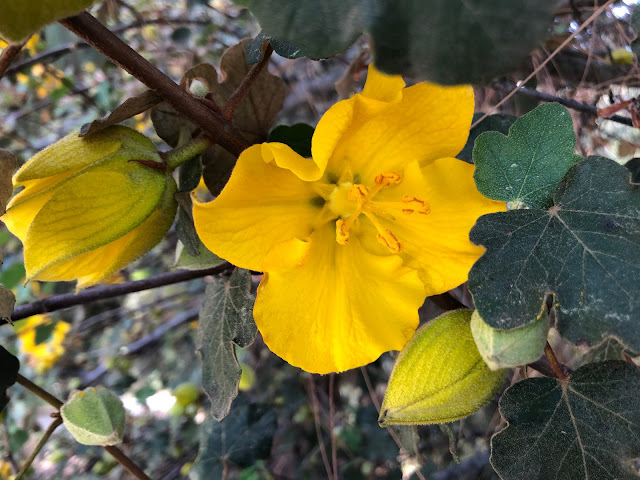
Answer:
363;211;402;253
347;184;369;201
402;195;430;215
374;172;402;186
336;219;350;245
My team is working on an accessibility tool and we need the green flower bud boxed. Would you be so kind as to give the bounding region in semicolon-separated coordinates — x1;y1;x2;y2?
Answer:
380;309;506;425
61;387;125;446
470;309;550;370
172;382;201;407
1;126;177;289
0;1;96;43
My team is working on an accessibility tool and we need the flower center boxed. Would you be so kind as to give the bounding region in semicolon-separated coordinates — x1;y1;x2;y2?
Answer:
327;171;430;253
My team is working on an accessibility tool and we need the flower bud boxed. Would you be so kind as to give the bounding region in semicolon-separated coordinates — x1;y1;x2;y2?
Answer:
1;126;177;289
380;309;506;425
61;387;125;446
0;1;96;42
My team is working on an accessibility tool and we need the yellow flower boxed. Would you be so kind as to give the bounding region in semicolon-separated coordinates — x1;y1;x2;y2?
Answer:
1;126;177;289
193;65;504;374
15;314;70;373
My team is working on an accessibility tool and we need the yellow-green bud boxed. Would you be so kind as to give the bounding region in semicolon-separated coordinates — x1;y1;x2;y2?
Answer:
0;1;96;43
379;309;506;426
172;382;201;407
1;126;177;289
61;387;125;446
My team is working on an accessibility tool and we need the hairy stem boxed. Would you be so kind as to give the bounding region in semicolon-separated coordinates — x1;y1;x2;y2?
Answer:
58;12;250;157
163;136;213;170
7;263;231;326
544;342;568;382
14;416;62;480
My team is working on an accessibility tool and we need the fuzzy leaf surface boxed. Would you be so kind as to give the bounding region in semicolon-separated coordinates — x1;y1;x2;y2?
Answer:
491;361;640;480
469;157;640;350
473;103;578;208
196;269;257;420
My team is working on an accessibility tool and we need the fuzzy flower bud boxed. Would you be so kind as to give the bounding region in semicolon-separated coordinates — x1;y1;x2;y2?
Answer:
1;126;177;289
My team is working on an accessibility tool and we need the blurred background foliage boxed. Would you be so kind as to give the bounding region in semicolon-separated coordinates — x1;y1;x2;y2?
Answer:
1;0;640;478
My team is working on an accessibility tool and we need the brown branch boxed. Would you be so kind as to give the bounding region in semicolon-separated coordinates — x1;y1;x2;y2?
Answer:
14;416;63;480
223;43;274;120
16;374;63;409
58;12;250;157
104;446;152;480
7;263;231;326
0;41;26;80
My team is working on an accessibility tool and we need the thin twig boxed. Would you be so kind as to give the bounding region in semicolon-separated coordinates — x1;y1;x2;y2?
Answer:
7;263;231;326
493;79;633;127
544;342;568;382
58;12;250;157
306;376;335;480
328;373;338;480
360;367;427;480
14;416;63;480
472;0;615;129
222;43;274;120
0;41;26;79
103;446;152;480
16;374;63;409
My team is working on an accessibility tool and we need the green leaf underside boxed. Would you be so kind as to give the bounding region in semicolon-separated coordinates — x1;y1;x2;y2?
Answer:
196;269;257;420
469;156;640;350
190;402;277;480
246;31;305;63
473;103;578;209
0;346;20;413
237;0;555;84
458;113;516;164
491;361;640;480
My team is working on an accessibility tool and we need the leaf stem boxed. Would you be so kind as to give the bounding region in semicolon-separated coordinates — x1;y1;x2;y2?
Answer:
58;12;250;157
0;41;26;79
163;136;213;171
543;342;568;382
222;43;274;120
14;416;62;480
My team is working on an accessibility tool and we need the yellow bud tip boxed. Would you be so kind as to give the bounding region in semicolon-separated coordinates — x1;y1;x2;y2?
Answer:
377;229;402;253
336;219;350;245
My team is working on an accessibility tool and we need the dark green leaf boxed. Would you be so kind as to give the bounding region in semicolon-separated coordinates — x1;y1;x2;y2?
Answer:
34;321;56;346
246;31;305;64
238;0;555;84
179;155;203;193
196;269;257;420
0;346;19;413
458;113;516;164
202;148;237;196
171;26;192;45
469;156;640;350
626;157;640;183
473;103;578;208
175;240;225;271
190;402;277;480
579;337;631;367
491;361;640;480
151;103;198;148
0;262;26;290
268;124;314;158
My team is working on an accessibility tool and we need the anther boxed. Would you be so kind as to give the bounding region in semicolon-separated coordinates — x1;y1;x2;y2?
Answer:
402;195;430;215
347;184;369;201
376;229;402;253
374;172;402;186
336;219;350;245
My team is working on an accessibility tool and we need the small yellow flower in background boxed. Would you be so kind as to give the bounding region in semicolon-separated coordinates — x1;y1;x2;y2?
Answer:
1;126;177;289
15;314;70;373
194;65;505;374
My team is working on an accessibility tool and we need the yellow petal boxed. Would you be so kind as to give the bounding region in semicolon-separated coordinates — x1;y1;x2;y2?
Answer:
23;156;166;280
362;159;505;295
341;83;474;184
261;143;324;181
361;64;405;103
193;144;323;272
254;224;425;374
